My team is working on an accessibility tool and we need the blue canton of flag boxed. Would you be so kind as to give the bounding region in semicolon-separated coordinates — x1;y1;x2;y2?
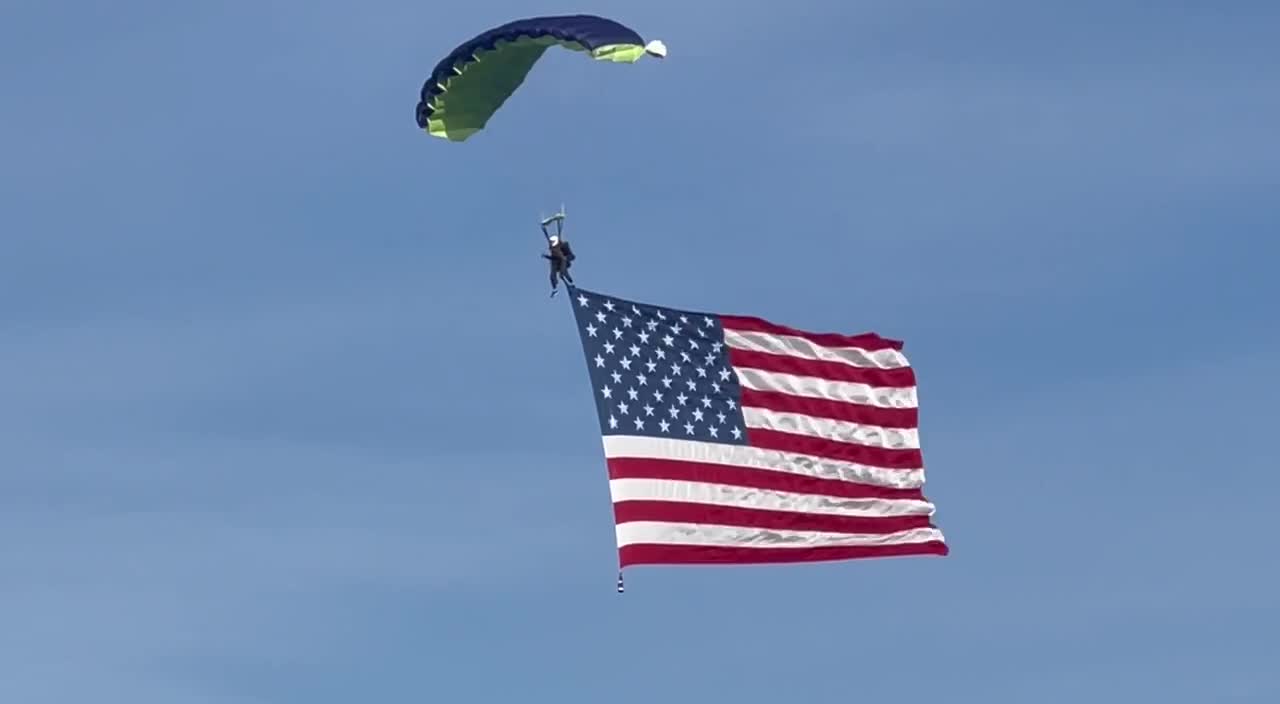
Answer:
569;288;749;445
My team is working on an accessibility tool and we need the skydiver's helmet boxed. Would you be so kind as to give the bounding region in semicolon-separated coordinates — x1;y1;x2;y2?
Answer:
548;234;561;247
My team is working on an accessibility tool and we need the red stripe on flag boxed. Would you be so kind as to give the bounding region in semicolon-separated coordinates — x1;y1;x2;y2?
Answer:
747;428;924;470
728;348;917;388
619;541;949;567
613;500;934;535
605;457;927;501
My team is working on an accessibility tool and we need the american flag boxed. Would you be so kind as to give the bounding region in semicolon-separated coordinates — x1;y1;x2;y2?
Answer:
567;286;948;575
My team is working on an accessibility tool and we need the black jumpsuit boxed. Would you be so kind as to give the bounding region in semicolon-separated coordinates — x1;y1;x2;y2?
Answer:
545;240;575;290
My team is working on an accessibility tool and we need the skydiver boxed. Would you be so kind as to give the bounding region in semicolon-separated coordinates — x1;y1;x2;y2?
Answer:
543;232;575;297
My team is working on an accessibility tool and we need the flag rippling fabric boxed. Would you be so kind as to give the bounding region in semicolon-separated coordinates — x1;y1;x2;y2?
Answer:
566;287;949;571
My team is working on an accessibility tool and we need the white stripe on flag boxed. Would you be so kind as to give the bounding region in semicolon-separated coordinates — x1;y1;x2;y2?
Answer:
615;522;945;549
741;407;921;450
608;477;936;517
601;436;925;489
733;367;918;408
722;329;910;369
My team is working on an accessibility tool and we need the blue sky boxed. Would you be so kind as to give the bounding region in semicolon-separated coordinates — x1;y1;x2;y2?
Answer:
2;1;1277;701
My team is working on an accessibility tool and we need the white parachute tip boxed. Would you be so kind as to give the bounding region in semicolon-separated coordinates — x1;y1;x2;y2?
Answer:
644;39;667;58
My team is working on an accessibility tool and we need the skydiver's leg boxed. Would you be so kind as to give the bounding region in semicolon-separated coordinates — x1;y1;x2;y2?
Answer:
549;260;559;296
557;251;574;285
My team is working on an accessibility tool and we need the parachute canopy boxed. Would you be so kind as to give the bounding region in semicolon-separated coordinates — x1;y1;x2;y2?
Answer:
415;14;666;142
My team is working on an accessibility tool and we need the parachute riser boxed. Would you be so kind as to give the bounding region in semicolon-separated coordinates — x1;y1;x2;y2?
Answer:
539;204;567;241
